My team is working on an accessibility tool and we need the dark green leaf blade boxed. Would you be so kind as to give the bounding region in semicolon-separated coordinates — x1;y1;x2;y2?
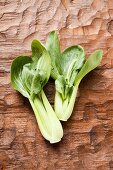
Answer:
36;50;51;85
21;63;34;93
61;45;85;85
55;76;65;99
11;56;32;98
75;50;103;85
46;31;61;79
31;39;45;61
31;39;51;96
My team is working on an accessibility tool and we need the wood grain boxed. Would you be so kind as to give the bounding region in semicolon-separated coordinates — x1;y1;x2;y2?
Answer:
0;0;113;169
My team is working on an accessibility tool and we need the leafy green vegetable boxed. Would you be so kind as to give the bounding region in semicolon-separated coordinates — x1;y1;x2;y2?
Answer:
46;31;62;79
11;39;63;143
46;31;103;121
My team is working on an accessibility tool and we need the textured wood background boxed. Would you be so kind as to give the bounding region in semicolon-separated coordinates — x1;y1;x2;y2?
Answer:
0;0;113;169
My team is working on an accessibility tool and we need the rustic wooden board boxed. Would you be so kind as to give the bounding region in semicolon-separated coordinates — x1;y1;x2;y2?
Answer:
0;0;113;169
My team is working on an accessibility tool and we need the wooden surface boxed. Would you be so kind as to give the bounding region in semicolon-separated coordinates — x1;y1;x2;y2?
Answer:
1;0;113;169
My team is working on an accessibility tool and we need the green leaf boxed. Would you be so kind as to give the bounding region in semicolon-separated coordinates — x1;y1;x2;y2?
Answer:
61;45;85;85
30;39;51;97
11;56;32;98
11;39;51;98
22;63;34;93
36;49;51;85
30;72;42;96
31;39;51;82
75;50;103;85
46;31;61;79
31;39;45;61
54;45;85;100
55;76;65;99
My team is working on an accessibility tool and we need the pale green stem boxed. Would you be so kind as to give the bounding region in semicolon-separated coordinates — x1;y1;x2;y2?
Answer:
54;91;64;120
29;90;63;143
29;97;51;142
62;84;79;121
54;84;79;121
62;98;69;114
41;90;63;143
